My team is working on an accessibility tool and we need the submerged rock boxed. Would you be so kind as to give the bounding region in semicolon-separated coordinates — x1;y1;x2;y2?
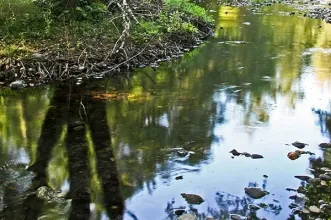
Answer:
241;152;251;157
294;175;311;181
177;149;188;157
244;187;268;199
289;203;299;209
10;80;27;89
292;141;308;149
229;149;241;156
230;214;246;220
174;209;186;216
251;154;263;159
319;143;331;149
178;213;197;220
181;193;204;205
248;204;260;210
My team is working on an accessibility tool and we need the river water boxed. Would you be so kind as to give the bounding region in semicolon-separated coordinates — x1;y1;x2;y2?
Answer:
0;4;331;220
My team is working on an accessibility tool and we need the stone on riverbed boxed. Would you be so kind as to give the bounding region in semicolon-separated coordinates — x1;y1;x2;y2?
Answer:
10;80;27;89
178;213;197;220
244;187;268;199
181;193;204;205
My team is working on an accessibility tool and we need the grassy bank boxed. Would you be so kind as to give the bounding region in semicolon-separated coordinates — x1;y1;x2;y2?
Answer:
0;0;214;87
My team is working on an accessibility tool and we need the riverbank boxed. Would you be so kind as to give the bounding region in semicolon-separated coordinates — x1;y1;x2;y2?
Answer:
0;0;214;88
222;0;331;24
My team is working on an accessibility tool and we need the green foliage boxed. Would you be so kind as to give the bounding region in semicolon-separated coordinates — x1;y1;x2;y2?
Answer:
0;0;50;39
159;11;198;33
68;2;108;21
164;0;214;23
132;0;212;42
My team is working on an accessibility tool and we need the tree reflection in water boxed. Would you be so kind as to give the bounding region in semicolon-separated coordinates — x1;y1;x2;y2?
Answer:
0;83;124;219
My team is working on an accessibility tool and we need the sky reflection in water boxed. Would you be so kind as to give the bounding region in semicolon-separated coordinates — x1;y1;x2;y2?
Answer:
0;4;331;220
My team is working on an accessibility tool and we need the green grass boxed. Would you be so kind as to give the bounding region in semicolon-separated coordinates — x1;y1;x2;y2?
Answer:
0;0;51;39
0;0;214;58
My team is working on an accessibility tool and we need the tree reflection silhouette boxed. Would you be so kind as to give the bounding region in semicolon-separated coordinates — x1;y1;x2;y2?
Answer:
88;91;124;219
22;83;124;219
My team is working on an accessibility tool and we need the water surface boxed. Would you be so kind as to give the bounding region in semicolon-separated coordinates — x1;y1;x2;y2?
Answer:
1;4;331;220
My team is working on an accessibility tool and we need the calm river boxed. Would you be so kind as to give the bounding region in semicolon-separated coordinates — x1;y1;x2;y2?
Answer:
0;4;331;220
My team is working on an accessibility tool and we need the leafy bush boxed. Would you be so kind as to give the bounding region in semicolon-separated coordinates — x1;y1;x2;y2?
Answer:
0;0;50;39
164;0;214;23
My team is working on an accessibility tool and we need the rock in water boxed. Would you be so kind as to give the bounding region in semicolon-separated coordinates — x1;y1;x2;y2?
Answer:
174;209;186;216
177;149;188;157
178;213;197;220
294;175;311;181
229;149;241;156
10;80;27;89
244;187;268;199
181;193;204;205
319;174;331;181
309;205;321;213
251;154;263;159
230;214;246;220
248;204;261;210
292;141;308;149
319;143;331;149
